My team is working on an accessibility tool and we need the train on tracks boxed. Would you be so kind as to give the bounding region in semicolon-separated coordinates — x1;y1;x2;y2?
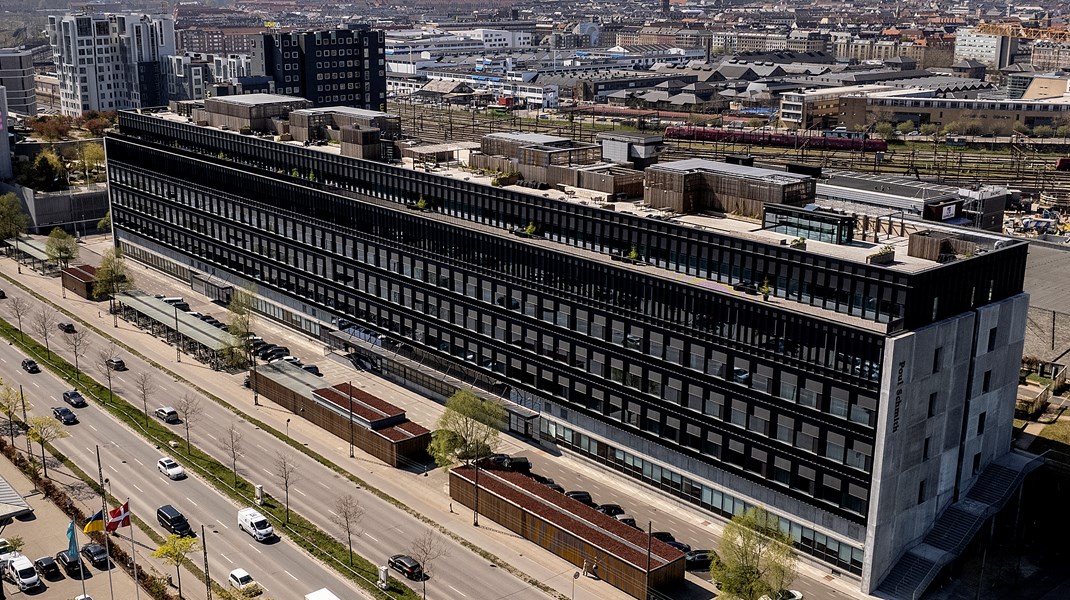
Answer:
663;126;889;152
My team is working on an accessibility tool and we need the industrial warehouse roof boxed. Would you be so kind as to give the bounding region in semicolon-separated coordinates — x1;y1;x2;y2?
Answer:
484;132;570;145
653;158;811;184
291;106;395;119
208;93;306;106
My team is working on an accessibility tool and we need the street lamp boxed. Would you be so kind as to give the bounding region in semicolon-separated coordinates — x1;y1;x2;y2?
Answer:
285;418;291;441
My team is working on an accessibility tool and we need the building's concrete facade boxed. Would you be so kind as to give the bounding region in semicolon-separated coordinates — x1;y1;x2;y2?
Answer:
0;48;37;117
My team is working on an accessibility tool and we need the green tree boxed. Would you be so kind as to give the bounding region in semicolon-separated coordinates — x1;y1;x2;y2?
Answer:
428;390;506;468
93;247;135;324
941;121;962;136
873;122;895;140
1057;125;1070;138
221;286;256;369
1032;125;1053;138
711;507;798;600
1013;122;1031;136
97;209;112;235
0;383;29;448
920;123;940;138
0;193;28;248
17;148;68;191
27;415;69;478
896;121;915;135
746;118;766;129
152;534;197;599
44;227;78;269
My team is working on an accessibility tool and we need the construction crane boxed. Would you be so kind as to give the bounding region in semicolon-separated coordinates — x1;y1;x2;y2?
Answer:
973;22;1070;42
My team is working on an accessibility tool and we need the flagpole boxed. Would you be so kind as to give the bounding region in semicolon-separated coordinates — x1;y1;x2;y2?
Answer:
96;445;116;600
130;502;141;600
70;520;87;599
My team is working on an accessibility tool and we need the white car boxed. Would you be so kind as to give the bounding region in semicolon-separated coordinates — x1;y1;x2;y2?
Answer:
228;568;258;591
157;457;186;480
759;591;804;600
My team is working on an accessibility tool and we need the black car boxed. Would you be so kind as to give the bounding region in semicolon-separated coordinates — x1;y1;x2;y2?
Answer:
388;554;423;580
54;551;83;576
57;322;76;333
565;491;595;507
52;406;78;425
0;289;6;299
684;550;717;570
503;456;532;473
545;482;565;493
33;555;60;579
105;357;127;371
80;543;109;567
62;390;88;407
478;454;509;469
21;359;40;373
301;364;322;376
732;281;759;295
595;504;626;517
666;540;692;553
651;531;676;543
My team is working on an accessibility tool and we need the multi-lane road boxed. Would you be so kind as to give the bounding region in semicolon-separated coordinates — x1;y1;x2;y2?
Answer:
0;337;367;599
0;282;547;600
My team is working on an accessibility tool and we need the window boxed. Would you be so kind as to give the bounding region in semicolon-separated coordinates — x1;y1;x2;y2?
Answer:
932;347;942;373
973;452;982;475
987;326;998;352
928;392;938;418
923;436;931;460
982;370;992;393
977;411;987;435
918;479;927;505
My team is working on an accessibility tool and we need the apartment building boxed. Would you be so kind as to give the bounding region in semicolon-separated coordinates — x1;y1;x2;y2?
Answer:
252;25;387;110
107;105;1033;600
953;28;1019;69
0;48;37;116
47;13;176;116
780;85;893;129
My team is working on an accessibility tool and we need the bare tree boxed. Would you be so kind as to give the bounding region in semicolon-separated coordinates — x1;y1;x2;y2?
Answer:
62;327;91;382
96;343;119;405
409;528;447;599
30;308;56;359
221;422;244;486
0;383;27;448
330;494;365;566
26;415;69;478
273;452;300;524
133;372;157;425
174;393;203;454
9;296;30;341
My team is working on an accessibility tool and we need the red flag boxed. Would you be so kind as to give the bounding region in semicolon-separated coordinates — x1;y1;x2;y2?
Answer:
106;501;130;532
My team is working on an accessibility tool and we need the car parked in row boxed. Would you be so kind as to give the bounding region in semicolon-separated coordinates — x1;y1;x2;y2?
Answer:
80;543;108;568
595;504;625;517
54;550;83;576
33;555;61;579
564;490;596;507
684;549;717;570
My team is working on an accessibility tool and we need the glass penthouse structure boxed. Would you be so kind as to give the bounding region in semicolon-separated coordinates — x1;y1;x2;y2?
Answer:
106;109;1030;595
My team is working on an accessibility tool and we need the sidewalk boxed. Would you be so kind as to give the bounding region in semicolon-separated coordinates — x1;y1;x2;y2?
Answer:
0;438;204;600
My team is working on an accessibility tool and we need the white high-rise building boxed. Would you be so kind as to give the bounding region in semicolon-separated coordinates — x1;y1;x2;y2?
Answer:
48;13;176;116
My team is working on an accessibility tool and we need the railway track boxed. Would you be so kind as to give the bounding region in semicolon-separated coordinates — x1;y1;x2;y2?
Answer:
391;102;1070;197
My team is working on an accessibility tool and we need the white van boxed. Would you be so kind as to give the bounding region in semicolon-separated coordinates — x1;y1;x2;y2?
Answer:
3;554;41;590
160;297;185;305
237;508;274;541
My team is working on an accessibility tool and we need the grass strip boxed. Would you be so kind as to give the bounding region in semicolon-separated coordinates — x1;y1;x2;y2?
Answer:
1;270;568;600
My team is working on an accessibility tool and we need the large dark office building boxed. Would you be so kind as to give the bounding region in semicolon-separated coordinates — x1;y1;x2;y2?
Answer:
251;25;387;110
106;108;1033;600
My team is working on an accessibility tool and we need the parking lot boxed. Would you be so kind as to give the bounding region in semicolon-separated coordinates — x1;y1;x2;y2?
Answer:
0;455;146;600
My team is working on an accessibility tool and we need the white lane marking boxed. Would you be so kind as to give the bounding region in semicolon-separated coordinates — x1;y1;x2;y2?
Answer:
220;554;234;564
262;467;272;475
51;396;58;402
185;497;198;507
251;546;262;555
448;585;468;597
32;382;40;388
326;509;338;517
134;458;145;467
158;386;168;392
109;465;119;473
216;519;229;529
295;489;307;497
89;424;98;432
132;483;144;493
284;570;298;581
256;444;267;451
318;481;330;489
205;433;217;441
365;533;379;542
